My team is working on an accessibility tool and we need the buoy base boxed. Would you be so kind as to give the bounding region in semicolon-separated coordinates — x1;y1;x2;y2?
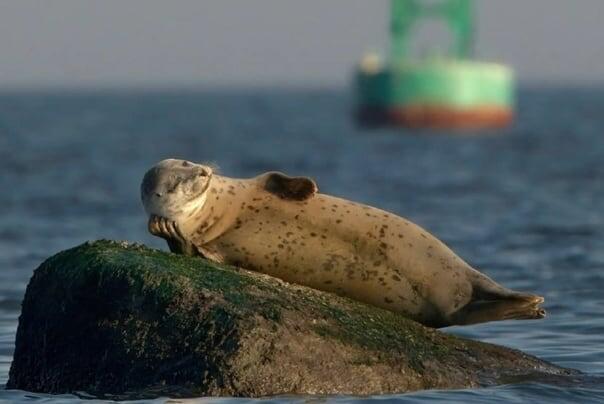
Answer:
356;105;513;130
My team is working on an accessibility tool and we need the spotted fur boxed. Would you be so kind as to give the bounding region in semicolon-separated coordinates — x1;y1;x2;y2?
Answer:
142;159;545;328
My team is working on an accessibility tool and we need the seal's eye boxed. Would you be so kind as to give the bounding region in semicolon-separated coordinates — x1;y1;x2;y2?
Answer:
155;192;162;197
182;161;191;167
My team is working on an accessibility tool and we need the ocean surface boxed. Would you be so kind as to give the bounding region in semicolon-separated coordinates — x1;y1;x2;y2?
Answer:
0;87;603;403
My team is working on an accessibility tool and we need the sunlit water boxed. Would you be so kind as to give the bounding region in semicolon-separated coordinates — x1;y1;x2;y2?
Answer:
0;87;603;403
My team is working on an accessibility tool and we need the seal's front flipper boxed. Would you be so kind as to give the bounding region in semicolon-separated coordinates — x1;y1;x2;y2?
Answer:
148;214;199;257
451;297;546;326
262;172;318;201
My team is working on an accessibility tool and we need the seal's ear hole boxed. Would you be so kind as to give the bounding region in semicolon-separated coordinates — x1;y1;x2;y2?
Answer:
264;172;318;201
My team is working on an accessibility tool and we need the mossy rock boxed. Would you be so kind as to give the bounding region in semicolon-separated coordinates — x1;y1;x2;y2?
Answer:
7;240;574;399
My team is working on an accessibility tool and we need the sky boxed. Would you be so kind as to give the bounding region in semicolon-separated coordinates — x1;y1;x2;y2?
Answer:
0;0;603;88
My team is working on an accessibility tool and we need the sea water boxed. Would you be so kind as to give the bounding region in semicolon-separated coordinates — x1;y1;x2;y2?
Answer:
0;87;603;403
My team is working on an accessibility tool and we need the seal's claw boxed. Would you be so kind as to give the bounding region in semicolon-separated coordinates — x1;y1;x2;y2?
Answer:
164;219;183;242
148;214;162;236
158;216;170;237
167;220;183;239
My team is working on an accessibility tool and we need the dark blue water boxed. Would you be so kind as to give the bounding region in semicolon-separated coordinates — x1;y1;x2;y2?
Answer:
0;87;603;403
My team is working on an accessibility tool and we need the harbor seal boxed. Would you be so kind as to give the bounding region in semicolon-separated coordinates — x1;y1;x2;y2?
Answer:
141;159;545;328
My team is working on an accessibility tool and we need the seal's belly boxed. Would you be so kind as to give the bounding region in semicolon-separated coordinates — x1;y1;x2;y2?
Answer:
204;194;465;320
212;231;426;318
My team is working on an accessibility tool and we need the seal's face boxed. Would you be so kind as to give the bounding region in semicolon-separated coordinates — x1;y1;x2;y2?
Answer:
141;159;213;218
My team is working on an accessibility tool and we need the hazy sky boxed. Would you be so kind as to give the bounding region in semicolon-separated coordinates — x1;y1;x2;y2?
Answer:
1;0;603;88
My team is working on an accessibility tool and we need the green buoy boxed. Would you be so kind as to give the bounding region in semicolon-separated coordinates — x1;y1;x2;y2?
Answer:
355;0;514;129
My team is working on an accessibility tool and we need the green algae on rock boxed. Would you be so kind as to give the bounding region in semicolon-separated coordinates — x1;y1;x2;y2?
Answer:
7;240;574;398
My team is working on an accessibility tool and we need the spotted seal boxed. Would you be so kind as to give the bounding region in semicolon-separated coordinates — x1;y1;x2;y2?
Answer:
141;158;545;327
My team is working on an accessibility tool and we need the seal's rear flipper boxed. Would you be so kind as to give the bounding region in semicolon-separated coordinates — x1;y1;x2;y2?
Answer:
263;172;318;201
451;294;546;326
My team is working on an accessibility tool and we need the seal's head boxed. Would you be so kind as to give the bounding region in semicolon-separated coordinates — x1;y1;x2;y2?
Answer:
141;159;213;219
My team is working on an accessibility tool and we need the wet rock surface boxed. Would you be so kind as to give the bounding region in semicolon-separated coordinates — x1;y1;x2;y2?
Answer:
7;240;576;399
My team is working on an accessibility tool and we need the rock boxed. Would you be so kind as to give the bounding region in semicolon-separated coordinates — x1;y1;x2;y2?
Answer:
7;240;575;399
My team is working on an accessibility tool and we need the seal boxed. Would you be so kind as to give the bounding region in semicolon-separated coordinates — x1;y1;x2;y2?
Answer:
141;158;545;328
